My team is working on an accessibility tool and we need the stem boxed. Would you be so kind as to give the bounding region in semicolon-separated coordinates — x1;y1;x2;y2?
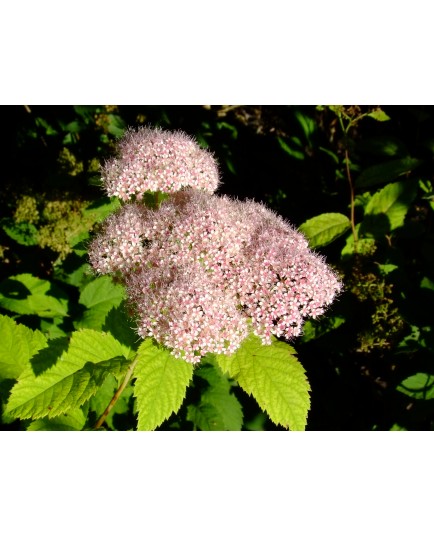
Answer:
94;355;139;430
344;147;358;252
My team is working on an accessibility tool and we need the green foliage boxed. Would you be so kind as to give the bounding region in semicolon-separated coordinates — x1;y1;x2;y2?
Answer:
187;360;243;431
356;157;422;188
2;104;434;430
299;213;351;248
397;373;434;400
0;314;47;380
27;408;86;431
361;180;418;236
133;339;194;431
6;330;130;420
74;276;125;330
216;335;310;431
1;219;39;246
0;274;68;318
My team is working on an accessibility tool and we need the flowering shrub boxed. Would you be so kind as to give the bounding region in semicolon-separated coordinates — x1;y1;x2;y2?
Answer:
2;105;433;431
89;185;342;363
1;123;342;431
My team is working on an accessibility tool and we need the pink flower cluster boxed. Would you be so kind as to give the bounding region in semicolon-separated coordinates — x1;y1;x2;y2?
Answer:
89;127;342;362
101;127;220;200
89;183;342;363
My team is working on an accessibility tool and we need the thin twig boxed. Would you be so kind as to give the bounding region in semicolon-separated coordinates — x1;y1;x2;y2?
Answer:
344;147;358;253
94;355;139;430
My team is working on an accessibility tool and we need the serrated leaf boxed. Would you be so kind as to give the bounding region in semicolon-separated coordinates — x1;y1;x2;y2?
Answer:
216;335;310;431
133;339;193;431
362;180;418;236
1;219;39;246
30;337;70;376
6;330;130;420
74;276;125;330
299;213;351;248
27;408;86;431
397;373;434;400
356;157;422;188
0;314;47;380
0;274;68;317
187;362;243;431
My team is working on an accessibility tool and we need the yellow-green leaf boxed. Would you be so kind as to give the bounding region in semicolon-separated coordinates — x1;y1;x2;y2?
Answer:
6;330;130;420
299;213;351;248
216;335;310;430
133;339;193;431
0;314;47;380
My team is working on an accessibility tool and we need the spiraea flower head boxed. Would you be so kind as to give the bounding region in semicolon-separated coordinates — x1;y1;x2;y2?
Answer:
88;203;152;277
127;268;249;364
101;127;220;201
89;127;342;364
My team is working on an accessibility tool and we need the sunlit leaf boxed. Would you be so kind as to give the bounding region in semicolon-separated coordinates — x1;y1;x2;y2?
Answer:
397;373;434;400
0;274;69;318
299;213;351;248
6;330;130;420
362;180;418;235
367;109;391;122
0;314;47;380
133;339;193;431
27;408;86;431
74;276;125;330
216;335;310;431
1;219;39;246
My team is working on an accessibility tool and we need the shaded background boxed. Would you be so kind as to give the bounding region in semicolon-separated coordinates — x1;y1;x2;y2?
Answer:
1;104;434;430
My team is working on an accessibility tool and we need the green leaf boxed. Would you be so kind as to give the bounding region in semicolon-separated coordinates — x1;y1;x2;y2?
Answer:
74;276;125;330
89;374;133;429
356;157;422;188
0;274;69;318
83;197;121;224
367;108;391;122
216;335;310;431
133;339;193;430
0;315;47;380
6;330;130;420
361;180;418;236
390;423;407;431
294;110;316;142
301;315;346;343
1;218;39;246
27;408;86;431
277;137;305;160
186;362;243;430
340;226;377;259
397;373;434;400
299;213;351;248
106;114;127;137
30;337;70;376
103;305;140;354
